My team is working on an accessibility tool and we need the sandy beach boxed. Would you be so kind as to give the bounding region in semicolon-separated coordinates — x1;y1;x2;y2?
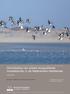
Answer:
0;28;70;43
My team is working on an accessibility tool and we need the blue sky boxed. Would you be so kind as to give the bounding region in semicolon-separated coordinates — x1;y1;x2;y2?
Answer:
0;0;70;28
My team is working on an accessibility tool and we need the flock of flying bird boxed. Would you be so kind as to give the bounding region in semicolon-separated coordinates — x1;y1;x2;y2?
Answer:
0;16;70;40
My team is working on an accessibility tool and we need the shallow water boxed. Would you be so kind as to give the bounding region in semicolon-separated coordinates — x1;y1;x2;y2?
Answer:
0;43;70;64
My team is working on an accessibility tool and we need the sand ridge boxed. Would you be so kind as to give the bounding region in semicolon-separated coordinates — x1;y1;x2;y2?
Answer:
0;28;70;43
